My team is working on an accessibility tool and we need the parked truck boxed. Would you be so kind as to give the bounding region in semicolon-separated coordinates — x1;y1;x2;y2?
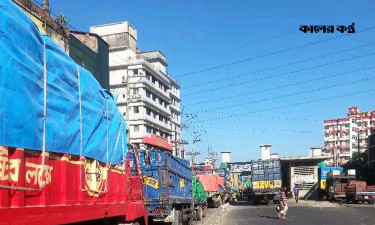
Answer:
192;177;208;221
196;174;225;208
139;150;193;225
346;181;375;204
0;1;148;224
324;170;356;201
318;166;344;199
251;159;282;204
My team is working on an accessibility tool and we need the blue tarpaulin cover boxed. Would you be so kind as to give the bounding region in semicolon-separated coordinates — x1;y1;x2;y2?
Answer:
0;0;126;164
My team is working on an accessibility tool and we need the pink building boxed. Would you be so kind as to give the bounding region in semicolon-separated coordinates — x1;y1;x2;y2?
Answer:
323;107;375;165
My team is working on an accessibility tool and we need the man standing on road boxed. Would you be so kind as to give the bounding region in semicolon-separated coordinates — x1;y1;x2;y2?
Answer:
293;184;300;203
277;187;288;220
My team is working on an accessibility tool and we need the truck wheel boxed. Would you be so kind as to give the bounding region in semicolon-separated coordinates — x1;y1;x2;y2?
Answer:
196;207;203;221
172;210;182;225
345;197;350;203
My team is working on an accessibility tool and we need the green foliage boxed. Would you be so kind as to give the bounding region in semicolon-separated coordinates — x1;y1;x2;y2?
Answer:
344;150;375;185
55;14;68;27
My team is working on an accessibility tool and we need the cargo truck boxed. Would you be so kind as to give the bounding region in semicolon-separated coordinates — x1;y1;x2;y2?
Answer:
346;181;375;204
195;174;225;208
251;159;282;204
139;150;193;225
192;177;207;221
318;166;344;199
0;1;148;224
324;170;356;201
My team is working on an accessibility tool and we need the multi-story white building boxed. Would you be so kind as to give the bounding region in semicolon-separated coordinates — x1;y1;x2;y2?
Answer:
91;22;183;157
323;107;375;165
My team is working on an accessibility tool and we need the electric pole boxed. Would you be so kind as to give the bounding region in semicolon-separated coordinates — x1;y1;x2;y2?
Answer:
186;133;201;168
43;0;49;13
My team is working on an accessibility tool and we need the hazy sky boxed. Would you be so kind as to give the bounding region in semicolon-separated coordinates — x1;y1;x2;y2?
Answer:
48;0;375;162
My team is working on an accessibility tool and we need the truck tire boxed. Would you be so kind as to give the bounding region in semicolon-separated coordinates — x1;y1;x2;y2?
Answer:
196;207;203;221
192;208;196;221
172;210;182;225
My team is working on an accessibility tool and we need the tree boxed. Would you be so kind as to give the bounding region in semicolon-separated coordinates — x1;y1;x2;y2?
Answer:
344;150;375;185
55;14;68;27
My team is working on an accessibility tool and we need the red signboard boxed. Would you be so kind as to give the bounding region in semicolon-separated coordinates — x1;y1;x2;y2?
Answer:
142;134;173;151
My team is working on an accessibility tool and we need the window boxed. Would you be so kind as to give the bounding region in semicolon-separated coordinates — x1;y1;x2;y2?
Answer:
352;127;355;131
133;88;138;95
123;93;125;98
133;69;138;76
351;119;356;123
146;126;152;133
146;90;151;98
159;115;163;122
146;108;151;115
159;99;163;105
146;72;151;81
153;112;157;119
159;83;163;89
152;77;156;84
134;125;139;132
122;76;126;83
153;128;157;134
164;102;168;108
352;135;356;140
134;106;139;113
152;95;156;101
122;112;126;117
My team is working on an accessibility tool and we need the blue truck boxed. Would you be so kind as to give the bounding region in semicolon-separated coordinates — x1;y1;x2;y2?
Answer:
138;149;193;225
251;159;282;204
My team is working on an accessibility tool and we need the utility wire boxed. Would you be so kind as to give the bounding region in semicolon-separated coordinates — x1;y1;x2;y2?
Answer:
202;124;313;134
192;89;375;123
184;52;375;96
195;76;375;113
186;66;375;106
186;42;375;89
176;25;375;78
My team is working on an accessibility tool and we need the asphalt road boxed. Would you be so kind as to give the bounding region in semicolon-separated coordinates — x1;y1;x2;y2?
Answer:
219;200;375;225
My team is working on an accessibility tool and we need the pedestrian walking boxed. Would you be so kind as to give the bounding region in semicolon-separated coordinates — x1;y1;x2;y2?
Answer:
277;187;288;220
294;184;300;203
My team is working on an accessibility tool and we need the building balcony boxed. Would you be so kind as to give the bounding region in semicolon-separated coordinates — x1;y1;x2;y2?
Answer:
140;78;171;101
144;114;171;132
169;103;180;113
339;136;350;140
140;96;170;116
169;89;181;100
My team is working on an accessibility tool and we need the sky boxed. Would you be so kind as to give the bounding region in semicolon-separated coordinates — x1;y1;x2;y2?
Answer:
47;0;375;163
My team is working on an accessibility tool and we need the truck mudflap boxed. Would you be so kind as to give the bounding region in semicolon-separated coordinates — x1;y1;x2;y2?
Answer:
164;208;175;223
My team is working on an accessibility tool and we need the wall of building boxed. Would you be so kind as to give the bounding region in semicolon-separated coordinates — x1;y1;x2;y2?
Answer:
13;0;68;50
69;33;110;89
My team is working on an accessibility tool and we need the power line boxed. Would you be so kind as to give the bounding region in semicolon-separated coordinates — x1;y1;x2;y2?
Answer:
202;124;313;134
176;25;375;78
186;66;375;106
193;89;375;123
184;52;375;96
195;76;375;113
185;42;375;89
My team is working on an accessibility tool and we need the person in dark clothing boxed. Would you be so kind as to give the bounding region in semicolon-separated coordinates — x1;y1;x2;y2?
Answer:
294;184;300;203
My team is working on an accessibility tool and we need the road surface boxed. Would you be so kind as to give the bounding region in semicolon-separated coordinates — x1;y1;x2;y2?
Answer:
219;199;375;225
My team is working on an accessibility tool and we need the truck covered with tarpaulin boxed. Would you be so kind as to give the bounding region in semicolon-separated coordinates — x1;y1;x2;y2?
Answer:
0;1;147;224
192;177;207;221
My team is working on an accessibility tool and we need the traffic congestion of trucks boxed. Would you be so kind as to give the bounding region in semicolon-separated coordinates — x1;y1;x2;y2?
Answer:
1;1;374;225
